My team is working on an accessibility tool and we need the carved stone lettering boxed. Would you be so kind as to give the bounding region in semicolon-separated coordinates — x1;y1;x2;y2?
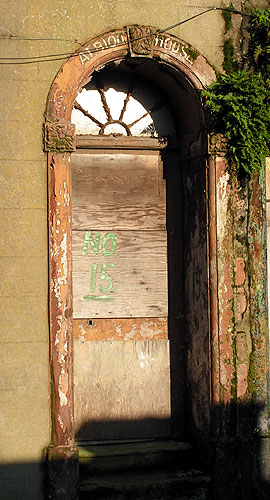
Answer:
44;122;76;152
128;26;155;55
79;48;93;65
154;34;194;65
79;31;126;66
77;27;199;68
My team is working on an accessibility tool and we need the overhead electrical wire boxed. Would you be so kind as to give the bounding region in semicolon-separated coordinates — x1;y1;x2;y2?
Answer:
0;35;81;44
0;7;251;65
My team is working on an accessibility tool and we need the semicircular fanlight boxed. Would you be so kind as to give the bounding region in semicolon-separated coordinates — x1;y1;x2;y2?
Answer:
71;72;176;137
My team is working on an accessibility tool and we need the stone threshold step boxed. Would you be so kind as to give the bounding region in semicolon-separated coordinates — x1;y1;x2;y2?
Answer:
79;468;212;500
78;440;193;473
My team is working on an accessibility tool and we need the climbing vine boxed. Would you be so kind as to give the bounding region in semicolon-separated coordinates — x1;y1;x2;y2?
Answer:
247;8;270;79
202;8;270;176
222;4;233;33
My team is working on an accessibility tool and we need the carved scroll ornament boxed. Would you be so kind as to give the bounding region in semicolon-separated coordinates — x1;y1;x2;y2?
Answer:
127;25;155;55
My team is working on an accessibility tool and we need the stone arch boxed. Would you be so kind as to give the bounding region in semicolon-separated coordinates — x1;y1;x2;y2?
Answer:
44;25;216;453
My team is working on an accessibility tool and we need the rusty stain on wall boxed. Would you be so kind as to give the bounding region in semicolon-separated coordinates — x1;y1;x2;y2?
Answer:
216;155;234;404
248;172;269;430
212;141;268;433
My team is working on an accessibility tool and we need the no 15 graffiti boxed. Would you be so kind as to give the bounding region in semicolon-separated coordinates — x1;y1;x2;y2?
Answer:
81;231;118;302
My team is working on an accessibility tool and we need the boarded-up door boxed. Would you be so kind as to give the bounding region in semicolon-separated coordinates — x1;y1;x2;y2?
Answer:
72;148;172;441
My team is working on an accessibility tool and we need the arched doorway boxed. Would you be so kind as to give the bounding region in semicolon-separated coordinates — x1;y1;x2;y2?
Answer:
44;24;216;457
71;63;184;441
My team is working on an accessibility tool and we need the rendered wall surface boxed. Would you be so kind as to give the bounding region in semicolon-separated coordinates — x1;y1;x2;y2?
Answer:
0;1;269;499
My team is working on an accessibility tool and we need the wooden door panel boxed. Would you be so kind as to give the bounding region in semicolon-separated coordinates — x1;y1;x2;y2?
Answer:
72;230;168;318
71;149;170;441
71;151;166;230
74;340;171;441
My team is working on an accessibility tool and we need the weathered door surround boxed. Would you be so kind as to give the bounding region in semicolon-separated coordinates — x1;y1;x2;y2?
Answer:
44;25;269;500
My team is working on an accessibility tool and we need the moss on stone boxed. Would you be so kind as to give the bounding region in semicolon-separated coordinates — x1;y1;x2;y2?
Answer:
222;6;233;34
185;44;199;62
248;351;255;395
222;38;239;74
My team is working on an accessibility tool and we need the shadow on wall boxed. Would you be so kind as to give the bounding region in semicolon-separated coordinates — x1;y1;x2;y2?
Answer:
76;416;172;442
75;402;270;500
210;401;270;500
0;403;270;500
0;460;46;500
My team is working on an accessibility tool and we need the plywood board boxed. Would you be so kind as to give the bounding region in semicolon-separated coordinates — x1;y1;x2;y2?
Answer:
71;152;166;230
74;340;171;441
73;317;168;341
72;230;167;318
75;136;170;150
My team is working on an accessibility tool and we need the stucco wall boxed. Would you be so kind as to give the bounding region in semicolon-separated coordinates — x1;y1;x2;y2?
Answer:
0;1;268;499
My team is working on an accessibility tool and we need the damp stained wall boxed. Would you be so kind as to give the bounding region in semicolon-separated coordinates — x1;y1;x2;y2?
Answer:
0;1;269;499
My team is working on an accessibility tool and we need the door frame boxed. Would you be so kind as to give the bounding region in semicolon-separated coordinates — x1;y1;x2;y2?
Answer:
44;25;217;454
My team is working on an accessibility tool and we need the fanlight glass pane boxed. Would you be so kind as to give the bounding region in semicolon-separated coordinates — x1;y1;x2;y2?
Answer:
76;89;107;123
105;88;126;120
71;108;100;135
71;74;176;137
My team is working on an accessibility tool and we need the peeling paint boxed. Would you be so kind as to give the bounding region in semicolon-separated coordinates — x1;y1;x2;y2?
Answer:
60;233;68;284
235;288;247;324
235;258;246;286
59;389;68;407
138;351;155;369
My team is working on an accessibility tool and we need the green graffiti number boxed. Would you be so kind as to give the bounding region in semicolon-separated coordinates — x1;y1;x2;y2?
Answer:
90;263;98;293
84;263;116;301
98;263;116;293
82;231;118;301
